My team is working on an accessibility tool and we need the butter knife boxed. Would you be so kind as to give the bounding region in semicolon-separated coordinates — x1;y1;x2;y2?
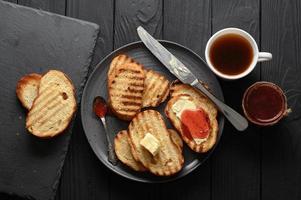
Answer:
137;26;248;131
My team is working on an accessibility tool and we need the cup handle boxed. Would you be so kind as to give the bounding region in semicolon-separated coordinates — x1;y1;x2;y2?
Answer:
258;52;272;62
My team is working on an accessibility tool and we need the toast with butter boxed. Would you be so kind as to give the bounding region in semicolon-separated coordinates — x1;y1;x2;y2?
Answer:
165;82;218;153
128;110;184;176
108;62;145;121
115;129;183;172
26;70;76;138
16;73;41;110
142;69;170;108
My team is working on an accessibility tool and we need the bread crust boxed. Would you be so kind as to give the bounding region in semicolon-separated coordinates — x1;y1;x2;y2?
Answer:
16;73;41;110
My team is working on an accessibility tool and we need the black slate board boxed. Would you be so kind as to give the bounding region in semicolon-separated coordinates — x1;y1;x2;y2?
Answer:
0;1;99;200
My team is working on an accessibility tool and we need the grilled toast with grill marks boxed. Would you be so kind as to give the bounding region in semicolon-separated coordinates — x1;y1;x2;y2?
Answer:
108;54;140;87
108;63;145;121
114;129;183;172
165;83;218;153
16;73;41;110
128;110;184;176
26;70;76;138
142;69;170;108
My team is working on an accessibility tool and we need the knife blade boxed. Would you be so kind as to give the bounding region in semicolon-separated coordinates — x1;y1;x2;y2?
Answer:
137;26;248;131
137;26;198;86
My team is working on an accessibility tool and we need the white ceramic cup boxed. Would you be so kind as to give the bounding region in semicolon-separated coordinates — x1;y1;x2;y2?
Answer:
205;28;272;80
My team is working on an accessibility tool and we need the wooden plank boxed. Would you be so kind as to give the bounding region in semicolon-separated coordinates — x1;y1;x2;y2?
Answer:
3;0;17;3
110;0;163;199
153;1;211;199
211;0;261;200
17;0;65;15
114;0;163;49
67;0;114;68
261;0;301;199
55;0;114;200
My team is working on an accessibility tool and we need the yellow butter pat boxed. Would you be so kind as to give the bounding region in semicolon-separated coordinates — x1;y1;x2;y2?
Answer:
140;133;160;156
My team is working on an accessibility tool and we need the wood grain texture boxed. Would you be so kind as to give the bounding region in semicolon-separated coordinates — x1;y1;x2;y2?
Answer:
156;1;211;199
261;0;301;199
67;0;114;69
110;1;162;199
164;0;211;55
18;0;65;15
55;118;110;200
211;0;261;200
114;0;163;48
3;0;17;3
55;0;114;200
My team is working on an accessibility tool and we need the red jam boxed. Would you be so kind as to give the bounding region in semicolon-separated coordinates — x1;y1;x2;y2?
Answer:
181;108;210;140
93;98;107;118
244;83;285;123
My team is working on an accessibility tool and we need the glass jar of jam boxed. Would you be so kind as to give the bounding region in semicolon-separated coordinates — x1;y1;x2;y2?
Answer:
242;82;289;126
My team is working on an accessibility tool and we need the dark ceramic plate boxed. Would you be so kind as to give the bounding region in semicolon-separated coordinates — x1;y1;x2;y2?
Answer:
81;40;224;183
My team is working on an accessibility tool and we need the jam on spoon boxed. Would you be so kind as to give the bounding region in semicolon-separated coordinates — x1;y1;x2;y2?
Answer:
93;96;118;165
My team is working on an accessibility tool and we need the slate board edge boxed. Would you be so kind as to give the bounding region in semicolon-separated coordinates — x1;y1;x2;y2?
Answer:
2;1;99;30
0;1;100;199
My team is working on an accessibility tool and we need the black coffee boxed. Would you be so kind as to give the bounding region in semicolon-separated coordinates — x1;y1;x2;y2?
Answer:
209;33;253;75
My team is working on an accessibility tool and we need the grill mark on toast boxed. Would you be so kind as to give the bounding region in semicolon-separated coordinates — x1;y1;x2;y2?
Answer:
111;79;144;89
37;103;67;128
111;92;143;99
116;107;140;112
34;84;56;102
29;92;60;116
118;68;142;74
154;80;169;105
122;101;141;106
129;82;145;87
120;94;142;100
27;99;62;126
30;102;65;129
127;87;144;93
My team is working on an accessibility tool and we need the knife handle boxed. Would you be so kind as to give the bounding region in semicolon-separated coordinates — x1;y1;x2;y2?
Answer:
194;81;248;131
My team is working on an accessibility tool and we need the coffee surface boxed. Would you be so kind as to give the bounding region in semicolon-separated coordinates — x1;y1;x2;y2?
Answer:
209;33;253;75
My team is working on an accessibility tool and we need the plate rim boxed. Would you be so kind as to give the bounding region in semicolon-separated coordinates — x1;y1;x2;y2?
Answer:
81;40;224;183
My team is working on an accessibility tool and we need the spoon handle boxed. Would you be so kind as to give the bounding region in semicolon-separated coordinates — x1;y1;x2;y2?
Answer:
100;117;118;165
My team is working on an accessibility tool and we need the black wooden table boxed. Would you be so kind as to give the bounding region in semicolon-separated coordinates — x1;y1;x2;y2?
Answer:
2;0;301;200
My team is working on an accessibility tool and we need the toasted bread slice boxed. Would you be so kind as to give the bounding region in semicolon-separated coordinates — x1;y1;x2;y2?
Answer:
114;130;147;171
108;54;140;87
26;70;76;138
128;110;184;176
142;69;170;108
165;83;218;153
115;129;183;172
16;73;41;110
108;63;145;121
168;129;183;152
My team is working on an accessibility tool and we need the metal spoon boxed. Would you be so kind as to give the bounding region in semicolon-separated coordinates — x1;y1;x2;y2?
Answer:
93;96;118;165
